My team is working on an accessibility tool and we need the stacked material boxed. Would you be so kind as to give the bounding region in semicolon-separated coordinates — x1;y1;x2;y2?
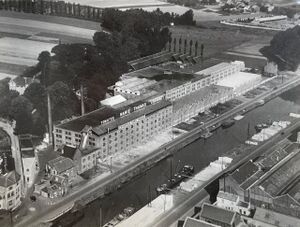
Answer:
251;121;290;142
179;157;232;192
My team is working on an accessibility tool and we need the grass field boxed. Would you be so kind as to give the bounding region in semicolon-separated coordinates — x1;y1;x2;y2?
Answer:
0;11;101;30
67;0;169;8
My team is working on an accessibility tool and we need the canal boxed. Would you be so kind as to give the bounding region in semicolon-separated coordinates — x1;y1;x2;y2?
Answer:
72;85;300;227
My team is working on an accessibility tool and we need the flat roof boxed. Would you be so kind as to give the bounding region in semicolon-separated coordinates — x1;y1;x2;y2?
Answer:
217;72;262;89
195;62;232;75
100;95;127;107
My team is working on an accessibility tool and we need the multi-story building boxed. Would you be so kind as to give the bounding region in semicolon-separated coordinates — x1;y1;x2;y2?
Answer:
111;61;245;102
46;156;76;183
172;85;234;125
0;170;22;210
54;98;173;161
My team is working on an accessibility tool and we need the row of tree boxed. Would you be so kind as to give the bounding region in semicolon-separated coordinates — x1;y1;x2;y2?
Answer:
0;0;103;20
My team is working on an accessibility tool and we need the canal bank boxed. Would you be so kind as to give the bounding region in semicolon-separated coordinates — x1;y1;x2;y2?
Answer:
65;82;300;227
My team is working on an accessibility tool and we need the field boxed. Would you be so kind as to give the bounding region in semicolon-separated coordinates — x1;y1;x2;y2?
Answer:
67;0;170;8
0;37;58;75
0;15;98;43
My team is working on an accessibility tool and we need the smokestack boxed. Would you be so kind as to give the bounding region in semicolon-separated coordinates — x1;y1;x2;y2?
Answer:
47;92;53;145
80;84;85;115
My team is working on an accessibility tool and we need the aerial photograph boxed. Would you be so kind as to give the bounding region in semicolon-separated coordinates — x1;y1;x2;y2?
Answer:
0;0;300;227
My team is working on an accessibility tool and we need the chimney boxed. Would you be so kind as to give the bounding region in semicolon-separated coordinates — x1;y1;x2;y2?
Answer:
79;130;90;150
80;84;85;116
47;92;53;145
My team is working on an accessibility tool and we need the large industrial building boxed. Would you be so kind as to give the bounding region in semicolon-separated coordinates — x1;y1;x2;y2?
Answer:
220;143;300;218
111;61;245;102
54;97;173;160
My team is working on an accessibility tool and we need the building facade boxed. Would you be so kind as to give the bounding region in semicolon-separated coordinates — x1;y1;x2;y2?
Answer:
0;170;22;210
54;99;173;161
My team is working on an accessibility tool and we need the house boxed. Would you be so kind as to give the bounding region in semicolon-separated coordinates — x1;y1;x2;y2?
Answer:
0;170;22;210
183;217;220;227
60;145;98;175
199;203;242;227
46;156;76;183
215;191;251;216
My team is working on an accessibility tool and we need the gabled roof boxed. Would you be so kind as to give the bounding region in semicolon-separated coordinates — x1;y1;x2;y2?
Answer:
61;145;77;160
47;156;74;174
0;170;20;187
200;203;237;225
183;217;220;227
231;161;259;185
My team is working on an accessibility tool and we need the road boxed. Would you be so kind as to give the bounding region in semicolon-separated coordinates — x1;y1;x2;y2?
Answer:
152;118;300;227
14;75;300;227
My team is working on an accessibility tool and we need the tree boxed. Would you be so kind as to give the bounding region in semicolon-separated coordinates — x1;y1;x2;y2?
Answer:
9;96;33;135
260;25;300;71
47;81;79;121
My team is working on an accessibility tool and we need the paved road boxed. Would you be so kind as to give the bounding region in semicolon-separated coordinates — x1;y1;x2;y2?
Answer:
15;75;300;227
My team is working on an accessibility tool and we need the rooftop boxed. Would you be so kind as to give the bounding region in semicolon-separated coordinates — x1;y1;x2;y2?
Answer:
61;145;77;160
200;203;237;225
100;95;127;107
253;207;300;227
47;156;74;174
217;191;238;202
173;85;232;112
128;51;174;70
56;99;171;133
231;161;259;185
195;62;232;75
183;217;220;227
0;170;20;187
258;151;300;198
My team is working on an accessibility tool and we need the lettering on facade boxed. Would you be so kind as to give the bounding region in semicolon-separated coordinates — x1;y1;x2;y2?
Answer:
133;103;146;111
120;108;131;117
101;117;115;125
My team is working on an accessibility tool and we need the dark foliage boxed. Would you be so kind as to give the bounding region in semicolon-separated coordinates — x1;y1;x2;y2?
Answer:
260;25;300;71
